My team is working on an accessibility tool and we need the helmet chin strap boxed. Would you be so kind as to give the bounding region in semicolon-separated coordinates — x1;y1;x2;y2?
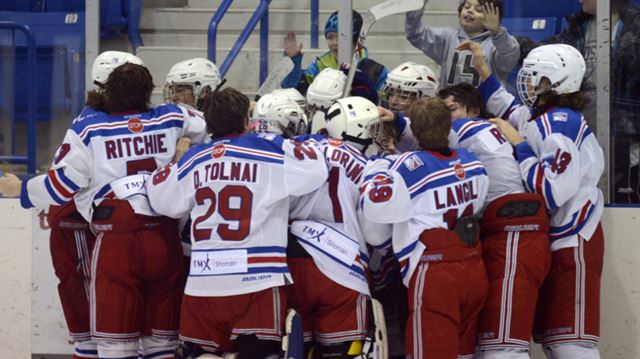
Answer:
341;131;373;154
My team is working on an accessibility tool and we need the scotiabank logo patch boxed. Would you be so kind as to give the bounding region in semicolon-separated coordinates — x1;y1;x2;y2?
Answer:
212;144;225;158
328;139;343;146
454;162;465;180
128;118;143;133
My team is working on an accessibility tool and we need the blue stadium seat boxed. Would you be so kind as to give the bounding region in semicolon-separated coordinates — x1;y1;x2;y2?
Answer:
0;0;83;12
0;46;69;122
100;0;143;49
502;17;558;98
503;0;580;32
0;0;16;11
44;0;84;12
101;0;127;39
0;11;85;122
502;17;557;42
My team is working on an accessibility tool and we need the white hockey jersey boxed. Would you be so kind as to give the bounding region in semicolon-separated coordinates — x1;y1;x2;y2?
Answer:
289;137;371;295
449;117;525;203
395;113;524;204
361;149;489;286
20;104;209;221
478;74;604;251
146;133;328;297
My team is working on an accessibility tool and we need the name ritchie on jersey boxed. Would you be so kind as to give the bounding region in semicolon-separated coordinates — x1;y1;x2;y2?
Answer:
105;133;168;159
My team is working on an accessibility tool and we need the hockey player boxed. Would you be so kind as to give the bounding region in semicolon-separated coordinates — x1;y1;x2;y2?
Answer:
305;68;347;134
270;88;308;110
165;57;222;110
436;81;552;358
0;62;210;359
254;95;382;358
371;61;439;359
61;50;144;359
360;96;490;359
465;40;605;358
165;57;221;273
383;61;439;113
305;67;382;135
251;93;309;138
146;88;328;358
91;50;144;89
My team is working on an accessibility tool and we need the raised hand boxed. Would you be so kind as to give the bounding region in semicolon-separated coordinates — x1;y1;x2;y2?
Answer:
173;136;192;163
284;32;303;58
377;106;395;122
482;2;501;35
456;40;490;80
0;172;22;198
488;118;525;146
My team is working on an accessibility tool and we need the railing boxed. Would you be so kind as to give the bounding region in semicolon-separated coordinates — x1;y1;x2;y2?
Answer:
128;0;143;50
0;21;37;175
310;0;319;49
207;0;271;84
207;0;320;86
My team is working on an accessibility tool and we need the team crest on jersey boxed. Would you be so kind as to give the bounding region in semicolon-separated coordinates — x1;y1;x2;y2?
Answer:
212;144;226;158
404;154;424;171
553;112;568;122
128;118;143;133
257;132;277;141
454;162;466;180
328;138;343;147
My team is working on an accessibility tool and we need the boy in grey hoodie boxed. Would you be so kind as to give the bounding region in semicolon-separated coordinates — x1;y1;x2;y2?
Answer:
405;0;519;87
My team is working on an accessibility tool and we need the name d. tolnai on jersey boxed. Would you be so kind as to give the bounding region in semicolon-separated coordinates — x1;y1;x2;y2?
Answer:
193;144;258;189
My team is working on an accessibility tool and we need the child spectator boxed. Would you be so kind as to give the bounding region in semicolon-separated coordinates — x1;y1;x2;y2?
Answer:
281;10;389;97
405;0;519;87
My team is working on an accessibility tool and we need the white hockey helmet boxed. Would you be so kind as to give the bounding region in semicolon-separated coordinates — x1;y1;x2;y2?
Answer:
270;88;307;109
92;51;144;88
251;93;309;137
306;68;347;134
517;44;586;108
307;68;347;111
325;96;383;157
384;62;439;107
164;57;222;104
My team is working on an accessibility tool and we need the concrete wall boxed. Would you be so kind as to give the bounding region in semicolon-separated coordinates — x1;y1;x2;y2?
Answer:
1;199;639;358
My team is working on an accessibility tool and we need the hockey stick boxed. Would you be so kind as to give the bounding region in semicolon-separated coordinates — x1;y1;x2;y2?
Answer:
282;308;305;359
342;0;426;97
256;56;295;98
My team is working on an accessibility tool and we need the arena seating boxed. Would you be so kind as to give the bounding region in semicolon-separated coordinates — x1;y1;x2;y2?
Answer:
501;17;558;97
0;11;85;123
503;0;580;32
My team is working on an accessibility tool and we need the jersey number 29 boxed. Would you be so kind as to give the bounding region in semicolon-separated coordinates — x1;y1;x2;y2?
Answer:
192;185;253;242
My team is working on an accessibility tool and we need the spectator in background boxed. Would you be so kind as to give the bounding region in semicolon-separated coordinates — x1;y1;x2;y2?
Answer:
280;10;388;99
517;0;640;203
405;0;519;87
